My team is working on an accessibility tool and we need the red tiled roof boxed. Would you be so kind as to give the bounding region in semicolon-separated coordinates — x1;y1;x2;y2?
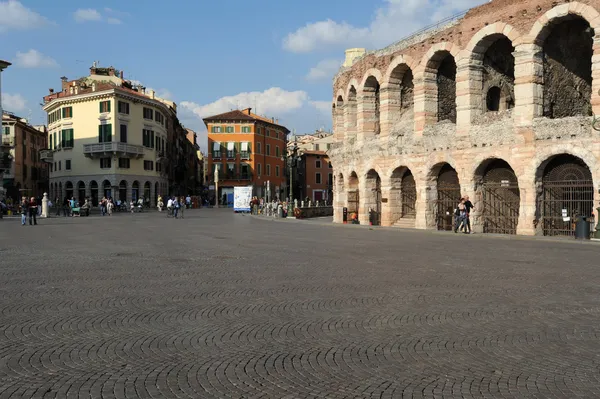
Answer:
203;108;290;132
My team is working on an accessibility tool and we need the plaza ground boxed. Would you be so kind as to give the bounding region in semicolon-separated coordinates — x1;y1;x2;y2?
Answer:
1;209;600;398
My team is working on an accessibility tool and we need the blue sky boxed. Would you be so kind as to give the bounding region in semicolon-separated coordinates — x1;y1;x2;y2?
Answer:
0;0;483;151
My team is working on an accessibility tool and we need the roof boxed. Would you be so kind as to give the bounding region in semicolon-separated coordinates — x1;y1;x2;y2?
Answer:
203;108;290;132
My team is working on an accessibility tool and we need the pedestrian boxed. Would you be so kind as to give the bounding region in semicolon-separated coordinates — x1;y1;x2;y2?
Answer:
20;196;27;226
63;197;70;217
454;198;467;233
107;198;114;216
185;194;191;209
167;197;173;217
173;197;180;219
28;197;38;225
157;195;164;212
179;196;185;219
463;195;475;234
55;197;61;216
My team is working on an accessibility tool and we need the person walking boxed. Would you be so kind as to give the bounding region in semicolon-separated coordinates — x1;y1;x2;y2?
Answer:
173;197;180;219
157;195;164;212
20;196;27;226
179;196;185;219
185;194;191;209
463;195;475;234
107;198;114;216
167;197;173;217
28;197;38;225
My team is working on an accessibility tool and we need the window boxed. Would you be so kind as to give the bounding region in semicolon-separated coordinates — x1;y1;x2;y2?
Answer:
155;135;159;151
242;126;251;133
53;162;56;171
120;125;127;143
142;129;154;148
257;127;262;135
316;160;321;168
314;144;320;151
49;133;52;149
211;126;222;133
61;107;73;118
100;158;111;169
327;143;332;150
212;142;221;158
65;160;71;170
226;143;235;158
266;129;270;137
155;112;164;125
118;158;130;168
98;124;112;143
144;160;154;171
226;126;234;133
316;173;322;184
276;165;280;177
257;163;262;176
266;164;271;176
118;101;130;114
275;146;280;157
240;142;250;159
62;129;74;148
226;163;235;178
241;163;250;179
266;144;270;156
53;133;57;149
328;173;333;185
99;101;111;113
256;142;261;154
328;162;332;168
48;109;61;124
143;107;153;120
3;126;9;135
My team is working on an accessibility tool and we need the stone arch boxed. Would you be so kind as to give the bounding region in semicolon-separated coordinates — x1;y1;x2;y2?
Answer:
119;180;127;203
466;25;520;115
346;171;359;218
535;153;594;236
345;80;359;133
77;181;86;203
364;169;382;225
426;162;461;230
529;5;597;118
334;94;344;135
132;180;140;202
144;181;151;203
360;71;382;135
473;158;520;234
65;181;74;199
102;179;112;199
389;166;416;226
384;56;416;122
90;180;98;206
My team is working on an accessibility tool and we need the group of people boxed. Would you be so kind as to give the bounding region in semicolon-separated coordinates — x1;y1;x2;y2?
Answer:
19;197;39;226
454;195;475;234
157;195;190;218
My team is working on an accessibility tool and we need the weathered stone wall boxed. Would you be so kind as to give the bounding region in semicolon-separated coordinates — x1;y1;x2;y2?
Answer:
329;0;600;235
437;56;457;122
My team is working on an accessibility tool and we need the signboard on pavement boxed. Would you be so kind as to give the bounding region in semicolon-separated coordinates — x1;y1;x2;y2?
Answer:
234;186;252;212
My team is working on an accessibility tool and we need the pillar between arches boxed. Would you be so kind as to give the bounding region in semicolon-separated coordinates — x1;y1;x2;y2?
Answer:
456;62;482;136
517;176;536;236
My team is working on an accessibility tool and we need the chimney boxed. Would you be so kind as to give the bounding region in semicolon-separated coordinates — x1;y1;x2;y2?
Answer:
150;89;155;99
69;87;74;95
92;82;96;92
246;108;252;115
74;86;79;95
120;70;124;79
49;88;54;94
60;76;68;91
108;67;115;76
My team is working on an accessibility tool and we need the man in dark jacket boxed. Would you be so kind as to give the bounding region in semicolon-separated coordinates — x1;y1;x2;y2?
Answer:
28;197;38;225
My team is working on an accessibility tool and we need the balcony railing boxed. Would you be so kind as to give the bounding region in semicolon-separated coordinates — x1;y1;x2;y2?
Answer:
83;142;145;158
39;149;53;163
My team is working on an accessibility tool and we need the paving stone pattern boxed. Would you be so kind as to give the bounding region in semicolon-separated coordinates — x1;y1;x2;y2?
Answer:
1;210;600;398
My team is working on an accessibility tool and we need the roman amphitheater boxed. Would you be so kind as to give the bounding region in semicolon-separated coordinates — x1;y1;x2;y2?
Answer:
329;0;600;236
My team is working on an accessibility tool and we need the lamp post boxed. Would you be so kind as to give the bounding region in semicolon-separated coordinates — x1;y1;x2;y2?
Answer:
214;168;219;208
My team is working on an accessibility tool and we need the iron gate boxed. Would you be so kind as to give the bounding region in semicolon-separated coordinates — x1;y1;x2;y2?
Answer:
372;187;382;225
539;157;594;237
480;164;520;235
347;190;359;215
436;165;461;231
401;172;417;218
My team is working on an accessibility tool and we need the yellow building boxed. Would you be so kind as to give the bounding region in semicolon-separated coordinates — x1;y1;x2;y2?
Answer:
42;65;172;206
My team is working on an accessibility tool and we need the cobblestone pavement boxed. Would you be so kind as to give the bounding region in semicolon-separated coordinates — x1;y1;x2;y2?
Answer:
1;209;600;398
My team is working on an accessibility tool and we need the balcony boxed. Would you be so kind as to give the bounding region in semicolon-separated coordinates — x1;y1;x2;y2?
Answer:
83;142;145;159
39;149;53;163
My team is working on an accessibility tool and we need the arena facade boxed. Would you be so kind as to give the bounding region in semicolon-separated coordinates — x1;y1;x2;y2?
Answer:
329;0;600;236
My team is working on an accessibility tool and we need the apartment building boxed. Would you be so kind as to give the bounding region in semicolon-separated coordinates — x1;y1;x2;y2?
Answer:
41;64;199;205
1;112;49;200
203;108;289;205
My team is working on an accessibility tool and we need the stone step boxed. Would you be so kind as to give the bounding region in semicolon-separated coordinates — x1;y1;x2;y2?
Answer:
393;218;416;229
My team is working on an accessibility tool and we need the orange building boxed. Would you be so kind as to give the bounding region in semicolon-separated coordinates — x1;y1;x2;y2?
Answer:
298;150;333;203
203;108;289;205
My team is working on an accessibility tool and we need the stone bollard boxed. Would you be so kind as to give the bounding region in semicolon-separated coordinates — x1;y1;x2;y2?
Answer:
42;192;49;218
294;199;298;209
277;204;283;218
308;201;312;208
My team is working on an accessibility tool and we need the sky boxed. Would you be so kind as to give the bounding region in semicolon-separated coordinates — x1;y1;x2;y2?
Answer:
0;0;485;152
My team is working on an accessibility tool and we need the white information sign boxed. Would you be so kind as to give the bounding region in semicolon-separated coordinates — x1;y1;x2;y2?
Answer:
234;186;252;212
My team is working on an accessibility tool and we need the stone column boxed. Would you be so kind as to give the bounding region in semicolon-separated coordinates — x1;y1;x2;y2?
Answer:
380;185;392;226
513;43;543;141
455;61;482;136
591;33;600;115
413;70;436;137
344;101;357;142
379;87;394;139
357;93;375;142
516;174;536;236
414;185;430;230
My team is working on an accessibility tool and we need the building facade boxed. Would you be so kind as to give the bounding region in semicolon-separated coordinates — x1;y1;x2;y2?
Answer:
2;112;49;200
42;65;195;206
330;0;600;236
204;108;289;205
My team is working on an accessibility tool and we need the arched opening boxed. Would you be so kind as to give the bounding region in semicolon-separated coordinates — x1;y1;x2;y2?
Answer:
536;154;594;236
65;181;73;200
434;163;461;230
154;182;159;204
144;181;151;203
119;180;127;203
335;96;344;134
434;52;457;123
481;36;515;112
90;181;98;206
475;159;520;234
347;86;357;130
362;76;381;134
347;171;359;218
132;181;139;202
365;169;382;225
58;182;62;201
388;64;414;120
541;17;593;118
102;180;112;199
390;167;416;227
77;181;86;203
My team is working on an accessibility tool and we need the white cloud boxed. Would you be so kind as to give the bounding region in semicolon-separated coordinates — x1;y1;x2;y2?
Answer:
73;8;102;23
181;87;309;123
283;0;486;52
306;59;342;81
309;100;332;114
14;49;58;68
0;0;50;33
3;93;27;112
107;17;122;25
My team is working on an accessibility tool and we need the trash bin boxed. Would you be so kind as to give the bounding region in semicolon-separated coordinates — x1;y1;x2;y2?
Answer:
575;216;591;240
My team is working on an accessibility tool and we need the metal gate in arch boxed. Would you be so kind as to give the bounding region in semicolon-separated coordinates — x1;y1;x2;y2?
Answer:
436;165;461;231
480;165;520;235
